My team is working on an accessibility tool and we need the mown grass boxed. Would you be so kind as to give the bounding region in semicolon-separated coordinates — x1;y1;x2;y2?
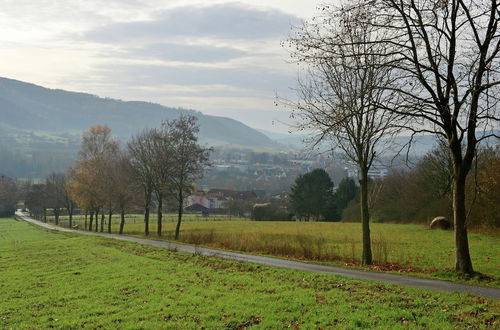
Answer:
1;217;499;328
58;215;500;287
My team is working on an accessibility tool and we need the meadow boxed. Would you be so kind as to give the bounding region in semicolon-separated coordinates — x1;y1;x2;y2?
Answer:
59;214;500;287
1;217;499;328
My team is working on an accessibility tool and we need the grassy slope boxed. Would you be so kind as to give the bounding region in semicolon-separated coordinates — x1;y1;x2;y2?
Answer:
62;216;500;287
2;217;498;329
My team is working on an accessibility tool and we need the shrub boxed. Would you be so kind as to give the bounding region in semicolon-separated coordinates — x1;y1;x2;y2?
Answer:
252;203;292;221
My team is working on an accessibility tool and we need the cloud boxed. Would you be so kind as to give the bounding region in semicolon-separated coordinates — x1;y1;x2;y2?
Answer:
129;43;248;63
85;2;301;43
93;62;295;95
62;1;300;131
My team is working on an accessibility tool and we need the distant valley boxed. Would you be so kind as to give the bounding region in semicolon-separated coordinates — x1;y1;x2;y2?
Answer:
0;77;288;177
2;77;490;179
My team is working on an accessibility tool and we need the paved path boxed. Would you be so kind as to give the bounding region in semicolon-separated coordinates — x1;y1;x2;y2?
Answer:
16;212;500;300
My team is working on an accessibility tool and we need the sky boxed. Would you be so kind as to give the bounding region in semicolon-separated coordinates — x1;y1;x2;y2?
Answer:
0;0;327;133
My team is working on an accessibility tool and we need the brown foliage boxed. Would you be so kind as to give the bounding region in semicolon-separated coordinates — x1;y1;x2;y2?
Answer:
368;146;500;230
466;148;500;230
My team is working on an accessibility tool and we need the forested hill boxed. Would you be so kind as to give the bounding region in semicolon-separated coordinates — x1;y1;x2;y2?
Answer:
0;77;276;148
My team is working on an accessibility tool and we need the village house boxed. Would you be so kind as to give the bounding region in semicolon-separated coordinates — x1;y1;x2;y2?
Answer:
184;189;257;214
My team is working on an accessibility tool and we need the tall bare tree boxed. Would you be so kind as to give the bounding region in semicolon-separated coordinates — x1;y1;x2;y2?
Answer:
102;157;122;234
111;153;137;235
284;3;402;264
347;0;500;273
128;130;156;236
149;128;174;237
164;115;211;240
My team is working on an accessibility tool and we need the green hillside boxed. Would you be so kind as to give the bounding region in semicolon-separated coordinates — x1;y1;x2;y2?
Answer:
0;77;276;148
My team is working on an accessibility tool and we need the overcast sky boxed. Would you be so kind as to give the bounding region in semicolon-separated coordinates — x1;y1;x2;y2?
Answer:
0;0;327;133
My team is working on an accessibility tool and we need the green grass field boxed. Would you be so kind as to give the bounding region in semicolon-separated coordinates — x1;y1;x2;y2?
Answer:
60;215;500;287
1;217;499;328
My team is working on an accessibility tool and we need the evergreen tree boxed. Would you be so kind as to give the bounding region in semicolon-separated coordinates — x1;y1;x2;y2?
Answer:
289;169;334;221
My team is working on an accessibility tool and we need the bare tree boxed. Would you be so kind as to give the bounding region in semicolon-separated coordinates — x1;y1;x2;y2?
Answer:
102;157;121;234
163;115;211;240
128;118;209;238
149;128;174;237
45;172;67;225
25;183;47;221
347;0;500;273
62;175;77;228
128;130;156;236
111;153;137;235
283;3;402;264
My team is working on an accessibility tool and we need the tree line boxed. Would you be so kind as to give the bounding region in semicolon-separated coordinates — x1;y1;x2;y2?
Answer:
0;175;19;217
367;144;500;231
24;115;211;239
250;169;357;222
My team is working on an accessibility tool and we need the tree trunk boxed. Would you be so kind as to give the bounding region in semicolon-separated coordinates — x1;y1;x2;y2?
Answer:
119;210;125;235
95;209;99;232
144;189;151;236
43;208;47;223
100;212;105;232
54;210;59;225
360;169;372;265
144;205;150;236
453;169;474;274
449;133;475;274
157;197;163;237
89;212;93;231
84;212;87;231
69;209;73;228
175;193;183;240
108;208;112;233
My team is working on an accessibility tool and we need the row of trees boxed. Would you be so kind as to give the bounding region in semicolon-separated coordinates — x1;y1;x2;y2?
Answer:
24;173;75;225
66;124;132;234
0;175;19;217
369;144;500;230
127;115;211;239
25;115;211;239
284;0;499;273
287;143;498;230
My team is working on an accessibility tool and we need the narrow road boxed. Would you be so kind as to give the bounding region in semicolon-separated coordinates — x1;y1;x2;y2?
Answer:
16;212;500;300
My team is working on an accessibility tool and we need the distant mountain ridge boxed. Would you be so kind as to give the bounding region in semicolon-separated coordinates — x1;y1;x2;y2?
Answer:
0;77;277;148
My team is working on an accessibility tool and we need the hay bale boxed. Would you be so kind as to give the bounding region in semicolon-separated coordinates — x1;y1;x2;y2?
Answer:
430;216;452;230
